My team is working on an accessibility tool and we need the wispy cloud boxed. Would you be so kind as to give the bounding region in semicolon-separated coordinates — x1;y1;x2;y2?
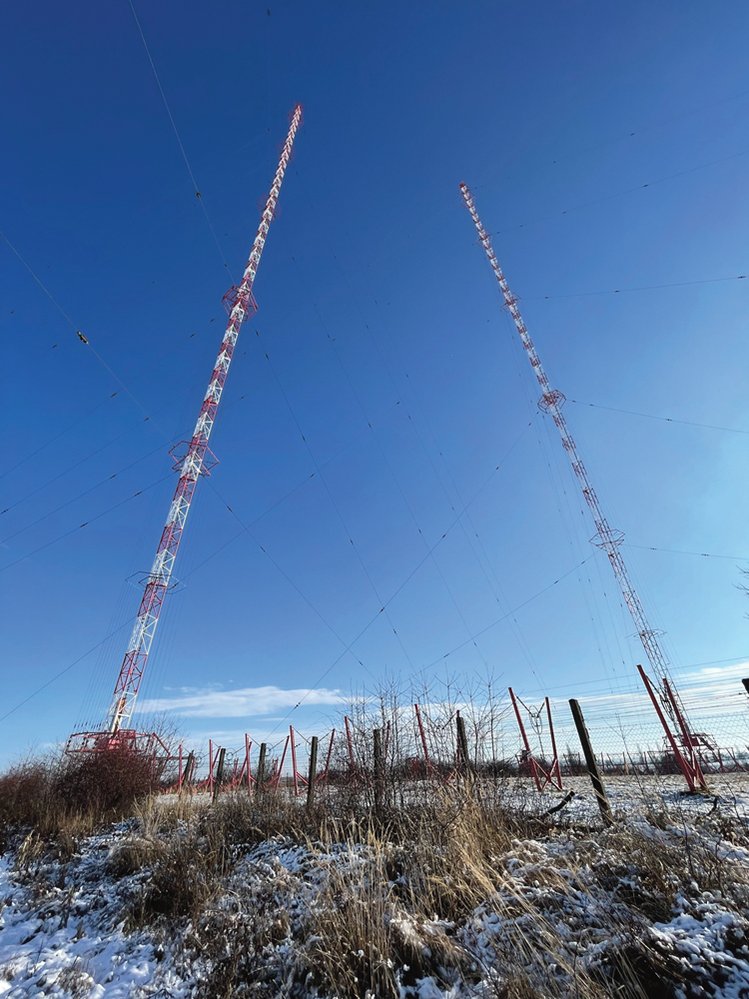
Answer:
138;685;347;718
688;662;749;681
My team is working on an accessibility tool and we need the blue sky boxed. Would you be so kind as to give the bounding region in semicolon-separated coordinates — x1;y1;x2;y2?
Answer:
2;1;749;764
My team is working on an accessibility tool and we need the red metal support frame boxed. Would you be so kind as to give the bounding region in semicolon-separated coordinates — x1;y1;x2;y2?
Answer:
271;736;290;791
65;728;173;760
638;665;708;792
662;677;714;782
162;742;194;795
509;686;539;790
509;687;563;792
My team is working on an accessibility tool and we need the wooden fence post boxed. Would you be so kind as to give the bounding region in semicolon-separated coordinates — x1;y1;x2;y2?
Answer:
456;712;470;774
307;736;319;810
569;699;612;825
256;742;267;796
212;747;226;803
183;751;195;792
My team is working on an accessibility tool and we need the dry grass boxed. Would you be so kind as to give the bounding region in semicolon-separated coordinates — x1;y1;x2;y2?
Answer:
93;788;747;997
0;749;160;850
3;751;749;998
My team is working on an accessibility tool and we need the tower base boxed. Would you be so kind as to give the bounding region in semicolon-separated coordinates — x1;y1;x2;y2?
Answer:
65;728;172;760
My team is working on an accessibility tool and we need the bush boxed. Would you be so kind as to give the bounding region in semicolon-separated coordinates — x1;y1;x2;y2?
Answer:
0;748;159;842
0;759;53;841
52;747;157;816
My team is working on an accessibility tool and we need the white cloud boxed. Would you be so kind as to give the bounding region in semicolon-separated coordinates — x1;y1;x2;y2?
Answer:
688;662;749;680
138;684;347;718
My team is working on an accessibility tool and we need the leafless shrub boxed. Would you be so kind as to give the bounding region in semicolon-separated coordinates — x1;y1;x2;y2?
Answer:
0;759;53;836
53;747;157;815
0;748;160;849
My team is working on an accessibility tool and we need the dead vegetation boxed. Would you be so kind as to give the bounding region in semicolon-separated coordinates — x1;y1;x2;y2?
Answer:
0;749;160;848
105;790;749;995
1;751;749;997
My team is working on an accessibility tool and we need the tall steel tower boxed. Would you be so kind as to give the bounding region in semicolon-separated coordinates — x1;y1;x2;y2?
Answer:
459;183;676;690
67;105;302;754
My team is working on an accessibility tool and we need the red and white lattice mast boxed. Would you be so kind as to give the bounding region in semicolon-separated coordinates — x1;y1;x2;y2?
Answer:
67;105;302;753
458;183;705;787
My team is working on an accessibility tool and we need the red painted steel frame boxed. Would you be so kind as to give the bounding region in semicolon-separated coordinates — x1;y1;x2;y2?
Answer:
508;687;563;792
65;728;173;758
637;665;708;792
271;736;290;790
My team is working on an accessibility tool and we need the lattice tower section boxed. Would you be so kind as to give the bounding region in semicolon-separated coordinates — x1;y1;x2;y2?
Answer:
459;183;677;692
108;105;302;733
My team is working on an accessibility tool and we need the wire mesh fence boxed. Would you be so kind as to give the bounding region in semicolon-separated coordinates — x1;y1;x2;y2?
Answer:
165;665;749;818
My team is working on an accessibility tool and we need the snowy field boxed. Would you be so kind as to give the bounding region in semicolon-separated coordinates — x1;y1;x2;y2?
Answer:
508;772;749;821
156;771;749;819
2;776;749;997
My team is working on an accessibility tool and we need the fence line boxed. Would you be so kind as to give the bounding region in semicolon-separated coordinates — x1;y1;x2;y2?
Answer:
160;665;749;801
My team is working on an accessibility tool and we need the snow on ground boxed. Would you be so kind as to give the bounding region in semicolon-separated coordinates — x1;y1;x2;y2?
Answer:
2;779;749;997
451;772;749;823
157;772;749;821
0;826;187;998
